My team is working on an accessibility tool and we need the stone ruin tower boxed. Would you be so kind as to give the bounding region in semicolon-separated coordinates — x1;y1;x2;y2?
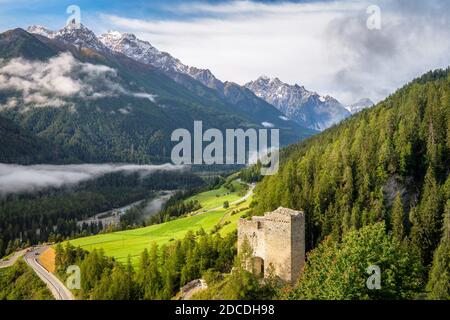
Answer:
237;207;305;284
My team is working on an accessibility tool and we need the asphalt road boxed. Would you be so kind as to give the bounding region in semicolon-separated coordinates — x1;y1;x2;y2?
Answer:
0;249;27;269
180;279;208;300
23;246;74;300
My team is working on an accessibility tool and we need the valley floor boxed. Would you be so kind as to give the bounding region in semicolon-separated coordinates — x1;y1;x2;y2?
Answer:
66;181;253;265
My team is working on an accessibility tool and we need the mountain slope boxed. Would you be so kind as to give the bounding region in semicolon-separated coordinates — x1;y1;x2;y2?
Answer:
245;76;351;131
0;28;312;164
97;30;314;136
0;114;64;164
0;28;58;60
253;68;450;269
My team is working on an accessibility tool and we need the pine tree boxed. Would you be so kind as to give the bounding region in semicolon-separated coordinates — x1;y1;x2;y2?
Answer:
391;192;405;242
107;264;133;300
146;243;162;299
410;168;443;265
426;200;450;299
350;204;361;230
136;248;149;298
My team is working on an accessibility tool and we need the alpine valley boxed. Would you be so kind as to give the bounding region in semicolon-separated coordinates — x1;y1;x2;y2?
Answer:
0;14;449;304
0;24;319;164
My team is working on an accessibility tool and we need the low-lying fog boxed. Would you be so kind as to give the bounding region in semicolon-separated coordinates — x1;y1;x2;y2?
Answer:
0;163;185;195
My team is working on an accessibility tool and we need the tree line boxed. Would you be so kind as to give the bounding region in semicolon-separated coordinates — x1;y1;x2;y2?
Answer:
0;171;204;258
252;69;450;299
55;229;237;300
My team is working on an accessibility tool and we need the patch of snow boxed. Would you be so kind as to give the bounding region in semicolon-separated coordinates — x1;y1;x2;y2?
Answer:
261;122;275;128
245;77;351;131
27;25;56;39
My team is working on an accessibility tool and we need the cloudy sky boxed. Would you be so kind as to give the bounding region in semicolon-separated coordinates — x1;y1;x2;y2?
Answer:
0;0;449;104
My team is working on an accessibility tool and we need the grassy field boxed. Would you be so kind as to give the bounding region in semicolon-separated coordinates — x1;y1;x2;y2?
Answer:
66;182;251;265
186;181;247;211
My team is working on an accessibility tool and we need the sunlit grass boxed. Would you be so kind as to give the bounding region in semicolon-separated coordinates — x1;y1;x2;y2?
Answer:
66;183;251;265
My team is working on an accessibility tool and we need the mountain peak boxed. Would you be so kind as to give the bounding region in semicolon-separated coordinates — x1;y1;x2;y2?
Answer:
28;23;108;53
255;75;284;86
100;30;139;43
99;30;161;63
346;98;375;114
55;23;109;53
245;76;350;131
99;30;226;91
27;25;56;38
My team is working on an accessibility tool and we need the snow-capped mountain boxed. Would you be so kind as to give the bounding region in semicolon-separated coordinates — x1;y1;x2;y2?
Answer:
245;76;351;131
27;25;55;39
97;30;309;133
346;98;375;114
28;23;110;53
25;24;314;145
98;30;224;91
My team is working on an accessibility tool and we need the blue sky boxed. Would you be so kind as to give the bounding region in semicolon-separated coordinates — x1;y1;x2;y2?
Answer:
0;0;329;30
0;0;449;104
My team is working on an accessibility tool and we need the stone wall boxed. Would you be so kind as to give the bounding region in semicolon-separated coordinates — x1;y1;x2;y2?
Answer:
237;207;305;284
237;216;265;258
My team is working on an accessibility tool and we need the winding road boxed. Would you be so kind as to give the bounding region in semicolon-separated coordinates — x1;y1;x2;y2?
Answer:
23;246;74;300
0;182;255;301
0;246;74;300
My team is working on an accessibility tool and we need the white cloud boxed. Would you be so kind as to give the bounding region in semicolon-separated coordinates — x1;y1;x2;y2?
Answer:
261;121;274;128
0;52;157;109
0;163;185;195
118;107;131;114
132;92;158;102
101;0;450;104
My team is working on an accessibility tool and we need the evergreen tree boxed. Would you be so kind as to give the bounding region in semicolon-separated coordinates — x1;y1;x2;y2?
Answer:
391;192;405;242
104;264;133;300
220;237;260;300
426;200;450;300
410;168;443;265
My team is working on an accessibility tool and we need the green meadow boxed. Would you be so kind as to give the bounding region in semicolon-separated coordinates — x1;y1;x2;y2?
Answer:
186;180;247;211
66;183;251;264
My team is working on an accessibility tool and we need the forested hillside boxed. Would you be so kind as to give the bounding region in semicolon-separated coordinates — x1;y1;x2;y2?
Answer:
0;259;53;300
0;170;204;258
253;68;450;298
0;115;65;164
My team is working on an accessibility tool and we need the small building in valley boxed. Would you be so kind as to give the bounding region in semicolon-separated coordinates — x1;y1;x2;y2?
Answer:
237;207;305;284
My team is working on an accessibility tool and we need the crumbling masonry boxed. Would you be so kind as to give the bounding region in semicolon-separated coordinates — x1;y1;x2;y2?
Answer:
237;207;305;284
